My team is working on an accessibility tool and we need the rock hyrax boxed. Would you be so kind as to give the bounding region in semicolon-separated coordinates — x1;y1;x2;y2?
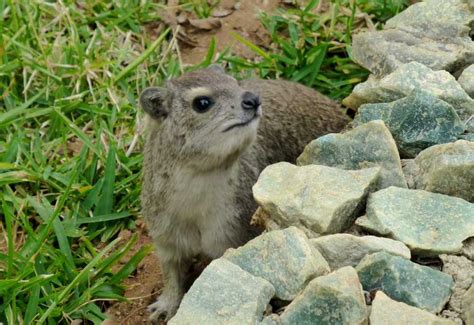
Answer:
139;65;349;320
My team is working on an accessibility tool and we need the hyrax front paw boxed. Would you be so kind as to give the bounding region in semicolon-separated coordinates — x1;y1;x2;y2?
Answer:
148;292;181;322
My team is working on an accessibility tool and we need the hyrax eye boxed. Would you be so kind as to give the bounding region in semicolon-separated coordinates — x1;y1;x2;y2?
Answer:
192;96;214;113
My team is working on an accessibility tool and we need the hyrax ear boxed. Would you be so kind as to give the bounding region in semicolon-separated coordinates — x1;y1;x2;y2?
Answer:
208;64;226;74
139;87;168;119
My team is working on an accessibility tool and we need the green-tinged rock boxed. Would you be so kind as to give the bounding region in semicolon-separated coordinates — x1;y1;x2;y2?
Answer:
253;163;380;236
356;187;474;256
462;285;474;325
353;91;465;157
297;120;406;189
311;234;410;270
351;0;474;76
169;259;275;325
403;140;474;202
260;314;281;325
224;227;330;301
356;251;454;313
343;62;474;129
280;267;367;325
370;291;455;325
459;64;474;98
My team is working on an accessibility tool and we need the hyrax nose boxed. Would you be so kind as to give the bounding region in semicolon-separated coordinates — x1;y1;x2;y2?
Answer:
241;92;261;111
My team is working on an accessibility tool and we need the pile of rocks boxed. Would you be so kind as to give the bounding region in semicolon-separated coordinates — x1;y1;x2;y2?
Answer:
170;1;474;324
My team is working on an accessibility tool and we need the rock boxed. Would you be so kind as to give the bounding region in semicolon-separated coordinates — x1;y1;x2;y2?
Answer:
462;285;474;325
370;291;455;325
311;234;411;270
462;237;474;260
440;254;474;319
353;91;465;157
343;62;474;129
169;259;275;325
280;267;367;325
459;64;474;98
356;251;454;313
253;163;380;236
402;140;474;202
260;314;281;325
224;227;330;301
297;120;407;189
356;187;474;256
351;0;474;76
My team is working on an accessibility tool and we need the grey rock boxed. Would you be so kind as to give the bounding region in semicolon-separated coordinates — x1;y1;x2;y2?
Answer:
224;227;330;301
352;0;474;76
403;140;474;202
297;120;407;189
356;187;474;257
440;254;474;319
459;64;474;98
280;267;367;325
462;237;474;260
311;234;411;270
169;259;275;325
356;251;454;313
343;62;474;129
370;291;455;325
253;162;380;236
353;91;465;157
462;285;474;325
260;314;281;325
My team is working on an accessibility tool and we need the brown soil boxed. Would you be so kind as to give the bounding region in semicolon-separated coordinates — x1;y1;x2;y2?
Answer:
105;2;282;323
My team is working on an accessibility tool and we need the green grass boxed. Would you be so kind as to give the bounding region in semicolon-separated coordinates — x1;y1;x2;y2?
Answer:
0;0;407;323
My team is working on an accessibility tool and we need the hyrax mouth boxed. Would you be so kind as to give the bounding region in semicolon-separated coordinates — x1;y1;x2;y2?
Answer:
223;115;260;133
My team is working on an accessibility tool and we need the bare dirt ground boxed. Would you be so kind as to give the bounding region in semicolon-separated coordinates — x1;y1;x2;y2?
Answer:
105;1;280;323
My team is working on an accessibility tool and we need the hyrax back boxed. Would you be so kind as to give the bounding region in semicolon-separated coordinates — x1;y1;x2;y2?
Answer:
139;65;349;320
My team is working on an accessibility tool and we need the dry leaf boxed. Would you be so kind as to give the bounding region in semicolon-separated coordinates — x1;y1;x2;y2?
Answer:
212;8;234;18
189;18;222;31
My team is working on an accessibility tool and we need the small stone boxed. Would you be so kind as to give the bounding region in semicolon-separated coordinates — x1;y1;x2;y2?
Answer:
311;234;411;270
351;0;474;76
280;267;367;325
253;163;380;236
356;251;454;313
297;120;407;189
370;291;455;325
224;227;330;301
169;259;275;325
356;187;474;256
353;90;465;157
440;254;474;318
462;285;474;325
403;140;474;202
259;314;281;325
459;64;474;98
343;62;474;129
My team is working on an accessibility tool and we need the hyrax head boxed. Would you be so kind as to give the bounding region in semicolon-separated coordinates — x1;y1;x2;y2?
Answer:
140;65;261;170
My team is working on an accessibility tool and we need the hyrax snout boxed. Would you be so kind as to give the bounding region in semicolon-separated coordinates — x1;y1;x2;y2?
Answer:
139;65;350;321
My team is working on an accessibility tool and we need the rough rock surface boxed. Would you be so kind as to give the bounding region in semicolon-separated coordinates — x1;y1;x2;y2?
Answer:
462;285;474;325
343;62;474;129
353;91;465;157
403;140;474;202
253;163;380;236
169;259;275;325
351;0;474;76
370;291;455;325
224;227;330;301
311;234;411;270
440;254;474;321
458;64;474;98
356;187;474;256
356;251;454;313
297;120;407;189
280;267;367;325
